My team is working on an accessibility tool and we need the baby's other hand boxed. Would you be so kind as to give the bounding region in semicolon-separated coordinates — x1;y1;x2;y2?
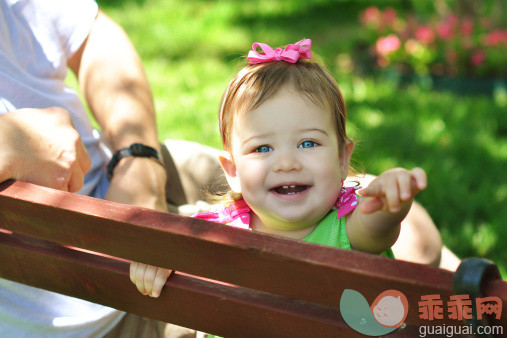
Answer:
357;167;427;214
130;261;172;298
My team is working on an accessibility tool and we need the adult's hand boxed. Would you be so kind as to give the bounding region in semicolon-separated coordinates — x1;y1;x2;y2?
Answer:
0;107;91;192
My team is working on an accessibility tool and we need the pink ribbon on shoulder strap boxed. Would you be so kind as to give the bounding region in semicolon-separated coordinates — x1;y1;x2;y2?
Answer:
193;199;250;229
247;39;312;65
334;184;360;219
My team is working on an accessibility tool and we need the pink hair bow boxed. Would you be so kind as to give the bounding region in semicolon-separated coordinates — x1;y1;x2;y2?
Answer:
247;39;312;65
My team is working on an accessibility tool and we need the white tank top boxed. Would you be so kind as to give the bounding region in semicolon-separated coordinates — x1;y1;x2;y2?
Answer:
0;0;124;336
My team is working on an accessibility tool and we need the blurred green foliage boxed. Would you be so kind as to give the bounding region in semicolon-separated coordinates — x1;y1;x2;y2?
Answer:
94;0;505;275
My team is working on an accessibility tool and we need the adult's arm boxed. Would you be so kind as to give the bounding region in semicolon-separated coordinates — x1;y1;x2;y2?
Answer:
68;11;171;295
68;11;167;211
0;107;91;192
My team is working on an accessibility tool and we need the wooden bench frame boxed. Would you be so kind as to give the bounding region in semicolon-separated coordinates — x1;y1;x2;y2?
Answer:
0;180;505;337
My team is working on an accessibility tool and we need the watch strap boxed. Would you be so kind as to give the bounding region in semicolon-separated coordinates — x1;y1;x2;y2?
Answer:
107;143;162;180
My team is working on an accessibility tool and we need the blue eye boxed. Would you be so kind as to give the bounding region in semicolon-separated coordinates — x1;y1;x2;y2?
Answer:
254;145;273;153
299;140;316;148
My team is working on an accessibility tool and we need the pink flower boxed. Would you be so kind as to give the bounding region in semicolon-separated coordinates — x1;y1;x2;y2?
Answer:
436;22;454;40
471;51;485;67
382;7;397;25
446;15;459;29
376;34;401;56
483;29;507;47
415;25;435;44
360;6;381;27
460;19;474;37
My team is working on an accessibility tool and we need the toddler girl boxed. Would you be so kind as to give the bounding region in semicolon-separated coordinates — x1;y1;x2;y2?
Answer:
131;39;427;297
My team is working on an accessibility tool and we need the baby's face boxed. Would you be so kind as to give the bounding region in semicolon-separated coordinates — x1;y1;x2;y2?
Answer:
229;86;347;231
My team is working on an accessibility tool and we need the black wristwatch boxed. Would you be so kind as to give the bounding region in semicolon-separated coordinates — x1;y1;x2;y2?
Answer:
107;143;162;180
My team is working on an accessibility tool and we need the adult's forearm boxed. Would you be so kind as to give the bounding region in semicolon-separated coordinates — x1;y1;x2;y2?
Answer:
0;114;14;183
73;11;159;151
69;11;167;211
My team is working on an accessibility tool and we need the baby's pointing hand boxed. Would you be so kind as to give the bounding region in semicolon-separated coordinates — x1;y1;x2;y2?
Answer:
357;167;427;214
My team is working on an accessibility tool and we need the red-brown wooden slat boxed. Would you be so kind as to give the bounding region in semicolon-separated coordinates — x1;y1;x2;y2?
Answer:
0;180;506;329
0;231;422;337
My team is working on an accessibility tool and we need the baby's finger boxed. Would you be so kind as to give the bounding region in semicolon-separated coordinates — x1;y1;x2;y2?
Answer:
384;177;401;212
411;167;427;190
135;263;148;295
397;172;413;201
357;181;382;197
359;197;384;214
150;268;173;298
130;261;139;284
143;265;158;297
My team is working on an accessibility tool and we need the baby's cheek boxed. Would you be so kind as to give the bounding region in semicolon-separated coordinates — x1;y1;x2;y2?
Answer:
322;189;341;209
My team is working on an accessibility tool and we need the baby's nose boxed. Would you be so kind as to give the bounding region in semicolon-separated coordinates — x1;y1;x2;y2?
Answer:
273;150;302;172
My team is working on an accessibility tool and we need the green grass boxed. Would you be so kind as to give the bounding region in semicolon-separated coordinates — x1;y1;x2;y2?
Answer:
93;0;506;275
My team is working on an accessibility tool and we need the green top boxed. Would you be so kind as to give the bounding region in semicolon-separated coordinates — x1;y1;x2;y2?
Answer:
303;210;395;259
207;210;394;337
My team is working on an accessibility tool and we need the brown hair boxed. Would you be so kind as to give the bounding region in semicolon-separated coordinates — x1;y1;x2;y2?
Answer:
219;59;349;153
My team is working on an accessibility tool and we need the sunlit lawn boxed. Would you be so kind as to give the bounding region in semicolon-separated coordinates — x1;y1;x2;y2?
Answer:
95;0;506;275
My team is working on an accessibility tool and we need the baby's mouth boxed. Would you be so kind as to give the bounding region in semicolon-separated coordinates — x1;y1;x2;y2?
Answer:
272;185;309;195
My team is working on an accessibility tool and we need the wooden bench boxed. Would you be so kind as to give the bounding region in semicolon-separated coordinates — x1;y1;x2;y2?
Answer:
0;180;505;337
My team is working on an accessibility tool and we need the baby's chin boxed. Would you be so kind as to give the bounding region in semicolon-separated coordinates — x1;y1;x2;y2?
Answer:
248;198;335;232
264;220;315;232
264;212;328;231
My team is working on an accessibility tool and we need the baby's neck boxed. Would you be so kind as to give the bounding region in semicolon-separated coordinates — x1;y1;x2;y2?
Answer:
250;213;318;240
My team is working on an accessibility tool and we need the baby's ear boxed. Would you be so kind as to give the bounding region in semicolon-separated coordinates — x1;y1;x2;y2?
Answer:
339;139;355;180
218;151;242;193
